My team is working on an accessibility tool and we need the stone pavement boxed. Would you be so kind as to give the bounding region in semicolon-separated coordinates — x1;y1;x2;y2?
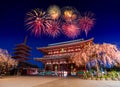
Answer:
0;76;120;87
34;77;120;87
0;76;59;87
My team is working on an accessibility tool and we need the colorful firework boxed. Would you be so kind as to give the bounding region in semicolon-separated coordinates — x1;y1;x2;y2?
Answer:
62;23;80;39
62;6;79;22
48;5;61;20
46;20;61;38
25;6;96;38
25;8;50;36
79;12;95;36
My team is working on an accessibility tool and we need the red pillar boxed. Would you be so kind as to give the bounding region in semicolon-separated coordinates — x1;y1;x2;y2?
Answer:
58;61;61;77
51;62;53;71
44;63;46;71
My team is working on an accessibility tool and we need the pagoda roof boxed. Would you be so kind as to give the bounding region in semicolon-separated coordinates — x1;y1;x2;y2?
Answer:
14;51;30;56
16;43;31;50
14;47;31;52
12;55;30;60
37;38;94;51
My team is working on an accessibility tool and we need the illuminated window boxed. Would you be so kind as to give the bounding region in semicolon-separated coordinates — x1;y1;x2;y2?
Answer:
60;48;65;53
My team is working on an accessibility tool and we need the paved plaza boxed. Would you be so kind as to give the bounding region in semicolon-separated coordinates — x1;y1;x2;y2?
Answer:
0;76;120;87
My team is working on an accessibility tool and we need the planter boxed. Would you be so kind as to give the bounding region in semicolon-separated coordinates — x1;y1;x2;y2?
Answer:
106;78;111;80
117;77;120;81
112;78;118;81
90;77;95;80
100;78;105;80
87;78;91;80
96;78;100;80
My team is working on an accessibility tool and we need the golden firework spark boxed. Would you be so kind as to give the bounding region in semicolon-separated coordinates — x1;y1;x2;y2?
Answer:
62;6;79;22
48;5;61;20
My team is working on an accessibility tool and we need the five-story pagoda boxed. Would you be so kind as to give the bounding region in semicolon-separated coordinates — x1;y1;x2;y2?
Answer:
12;36;31;68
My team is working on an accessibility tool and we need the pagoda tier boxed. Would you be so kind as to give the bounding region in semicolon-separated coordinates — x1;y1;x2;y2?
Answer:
16;43;31;50
14;47;31;52
13;51;30;56
12;55;29;60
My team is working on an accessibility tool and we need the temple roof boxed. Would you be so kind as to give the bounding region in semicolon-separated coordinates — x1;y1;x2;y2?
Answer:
35;53;74;62
49;38;84;46
35;57;69;61
19;61;38;68
37;53;73;59
37;38;94;51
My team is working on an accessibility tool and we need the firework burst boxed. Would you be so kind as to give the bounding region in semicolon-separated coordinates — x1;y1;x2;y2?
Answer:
25;8;50;36
46;20;61;38
48;5;61;20
25;6;96;38
79;12;95;36
62;23;80;39
62;6;79;22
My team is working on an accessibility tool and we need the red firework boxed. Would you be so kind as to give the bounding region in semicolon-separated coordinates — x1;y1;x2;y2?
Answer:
46;20;61;38
79;12;95;36
62;23;80;39
25;8;50;36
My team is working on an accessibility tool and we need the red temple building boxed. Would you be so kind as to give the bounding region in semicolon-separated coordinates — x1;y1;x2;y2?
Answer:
35;38;94;76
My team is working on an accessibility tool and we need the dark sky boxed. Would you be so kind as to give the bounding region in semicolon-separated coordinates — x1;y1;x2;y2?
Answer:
0;0;120;67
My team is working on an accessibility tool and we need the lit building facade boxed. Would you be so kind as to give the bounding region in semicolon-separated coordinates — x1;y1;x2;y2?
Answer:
35;38;94;75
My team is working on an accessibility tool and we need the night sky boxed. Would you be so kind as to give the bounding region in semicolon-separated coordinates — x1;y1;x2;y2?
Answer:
0;0;120;67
